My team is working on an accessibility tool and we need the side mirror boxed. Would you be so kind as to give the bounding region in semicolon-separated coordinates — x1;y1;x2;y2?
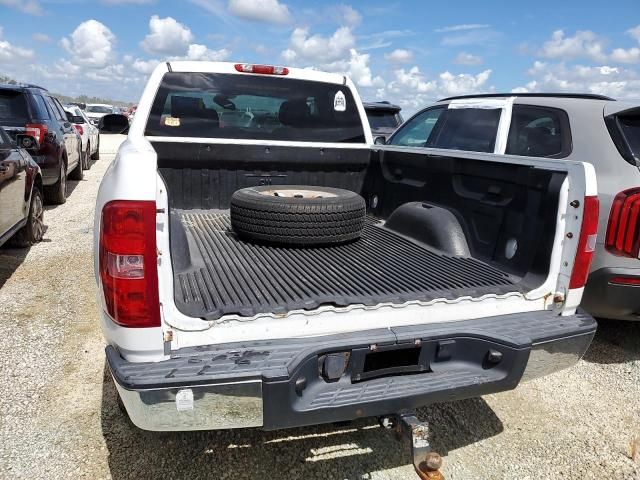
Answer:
99;114;130;134
72;115;85;124
374;136;386;145
15;134;40;152
65;112;74;123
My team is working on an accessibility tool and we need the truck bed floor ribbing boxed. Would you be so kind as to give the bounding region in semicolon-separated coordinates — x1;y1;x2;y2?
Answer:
171;211;522;320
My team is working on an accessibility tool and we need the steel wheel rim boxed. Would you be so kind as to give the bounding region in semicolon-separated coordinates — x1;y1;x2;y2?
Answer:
261;188;337;199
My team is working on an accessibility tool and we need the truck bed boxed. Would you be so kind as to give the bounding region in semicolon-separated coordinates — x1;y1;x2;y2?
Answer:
170;210;523;320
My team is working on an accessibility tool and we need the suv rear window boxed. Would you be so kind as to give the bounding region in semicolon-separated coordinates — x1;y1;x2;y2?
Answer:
506;105;571;158
145;72;366;143
32;94;51;120
606;110;640;166
367;110;401;129
0;90;29;126
427;108;501;153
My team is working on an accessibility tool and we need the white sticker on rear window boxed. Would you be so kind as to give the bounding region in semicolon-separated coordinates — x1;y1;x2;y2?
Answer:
334;91;346;112
175;389;194;411
164;116;180;127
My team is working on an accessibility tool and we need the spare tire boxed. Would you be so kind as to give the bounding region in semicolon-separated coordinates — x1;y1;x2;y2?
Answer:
230;185;366;246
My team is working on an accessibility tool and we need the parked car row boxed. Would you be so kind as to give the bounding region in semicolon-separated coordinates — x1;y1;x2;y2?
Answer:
0;82;102;248
63;105;100;165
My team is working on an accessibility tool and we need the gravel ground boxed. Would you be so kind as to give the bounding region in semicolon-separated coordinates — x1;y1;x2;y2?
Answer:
0;135;638;479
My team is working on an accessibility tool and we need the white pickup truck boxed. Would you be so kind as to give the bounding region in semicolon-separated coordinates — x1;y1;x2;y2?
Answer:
94;61;598;474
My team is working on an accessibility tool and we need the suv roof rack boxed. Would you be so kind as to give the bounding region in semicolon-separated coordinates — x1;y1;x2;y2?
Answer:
0;82;48;91
439;93;615;102
363;101;402;111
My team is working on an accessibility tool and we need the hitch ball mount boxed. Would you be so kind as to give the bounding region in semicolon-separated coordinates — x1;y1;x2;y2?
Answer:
379;412;445;480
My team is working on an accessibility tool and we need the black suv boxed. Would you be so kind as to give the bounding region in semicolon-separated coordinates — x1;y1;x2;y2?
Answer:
0;127;44;247
363;101;403;142
0;84;82;204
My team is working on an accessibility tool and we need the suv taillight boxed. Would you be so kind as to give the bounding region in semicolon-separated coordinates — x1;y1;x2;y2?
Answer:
605;188;640;258
26;123;47;145
73;124;84;136
569;196;600;289
99;201;160;328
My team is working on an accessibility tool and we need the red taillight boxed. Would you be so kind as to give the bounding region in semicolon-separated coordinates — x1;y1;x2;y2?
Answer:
234;63;289;75
609;276;640;286
99;201;160;328
605;188;640;258
73;124;84;136
25;123;47;145
569;196;600;289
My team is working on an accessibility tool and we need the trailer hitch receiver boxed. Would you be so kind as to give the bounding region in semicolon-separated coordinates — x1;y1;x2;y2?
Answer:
380;413;444;480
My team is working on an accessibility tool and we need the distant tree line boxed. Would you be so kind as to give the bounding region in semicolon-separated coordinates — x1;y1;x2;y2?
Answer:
0;74;133;107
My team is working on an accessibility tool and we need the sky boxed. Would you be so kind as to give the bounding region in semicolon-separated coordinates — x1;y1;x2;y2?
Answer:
1;0;640;114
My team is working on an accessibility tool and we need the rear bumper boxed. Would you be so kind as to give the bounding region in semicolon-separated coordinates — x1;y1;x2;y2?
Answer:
583;267;640;321
31;154;59;186
107;310;596;432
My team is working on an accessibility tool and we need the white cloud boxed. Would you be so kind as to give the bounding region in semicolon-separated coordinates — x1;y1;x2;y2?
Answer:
86;63;125;82
514;61;640;100
129;58;161;75
322;49;384;88
434;24;489;33
391;67;437;94
32;32;51;43
438;70;492;96
140;15;194;56
0;27;35;61
335;4;361;26
384;49;413;64
0;0;42;15
453;52;483;66
227;0;290;24
182;43;230;61
539;30;607;62
611;47;640;64
628;25;640;42
380;66;492;110
281;26;355;64
610;25;640;64
60;20;116;68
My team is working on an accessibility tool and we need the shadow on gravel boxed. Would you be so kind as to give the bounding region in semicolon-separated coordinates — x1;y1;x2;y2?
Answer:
101;365;503;479
43;177;87;212
583;319;640;365
0;246;29;289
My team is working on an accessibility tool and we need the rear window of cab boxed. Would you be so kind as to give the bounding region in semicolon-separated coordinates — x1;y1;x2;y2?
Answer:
145;72;366;143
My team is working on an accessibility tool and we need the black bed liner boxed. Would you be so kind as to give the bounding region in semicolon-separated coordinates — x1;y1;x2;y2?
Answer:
170;211;523;320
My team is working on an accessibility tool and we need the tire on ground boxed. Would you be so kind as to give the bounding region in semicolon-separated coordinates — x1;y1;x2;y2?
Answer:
230;185;366;246
44;161;66;205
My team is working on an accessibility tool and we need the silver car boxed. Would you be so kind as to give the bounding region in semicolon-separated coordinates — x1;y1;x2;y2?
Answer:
387;93;640;321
